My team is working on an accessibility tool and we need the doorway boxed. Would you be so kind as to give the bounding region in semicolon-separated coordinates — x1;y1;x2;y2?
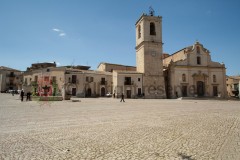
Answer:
182;86;187;97
101;87;105;97
72;88;76;96
86;88;92;97
213;86;218;96
197;81;204;96
126;90;131;98
138;88;142;96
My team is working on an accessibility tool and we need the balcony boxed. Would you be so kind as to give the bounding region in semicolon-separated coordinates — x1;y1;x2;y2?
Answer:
124;81;134;85
68;79;78;84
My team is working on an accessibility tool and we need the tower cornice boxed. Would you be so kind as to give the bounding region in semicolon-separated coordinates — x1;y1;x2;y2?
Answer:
135;41;163;50
135;14;162;26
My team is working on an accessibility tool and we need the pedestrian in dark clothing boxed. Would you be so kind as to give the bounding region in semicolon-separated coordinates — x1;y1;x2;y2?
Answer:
26;92;31;101
113;93;115;98
26;92;29;101
20;90;24;102
29;92;31;101
120;93;125;102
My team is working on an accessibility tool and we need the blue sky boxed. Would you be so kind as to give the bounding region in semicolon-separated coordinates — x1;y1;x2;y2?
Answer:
0;0;239;75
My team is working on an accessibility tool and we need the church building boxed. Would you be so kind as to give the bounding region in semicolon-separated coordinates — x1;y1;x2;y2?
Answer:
163;42;227;98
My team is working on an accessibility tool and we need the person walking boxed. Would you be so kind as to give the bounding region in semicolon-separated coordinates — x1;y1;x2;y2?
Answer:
26;92;31;101
20;90;24;102
120;93;125;102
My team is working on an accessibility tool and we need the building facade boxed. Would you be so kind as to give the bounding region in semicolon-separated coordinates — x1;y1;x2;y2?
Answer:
163;42;227;98
0;66;22;92
20;12;227;99
22;64;113;99
226;76;240;98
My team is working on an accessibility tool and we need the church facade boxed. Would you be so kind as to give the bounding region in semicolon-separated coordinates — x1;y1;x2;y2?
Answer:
163;42;227;98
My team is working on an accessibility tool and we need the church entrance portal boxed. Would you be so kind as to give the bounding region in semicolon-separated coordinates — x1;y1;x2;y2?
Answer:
197;81;204;96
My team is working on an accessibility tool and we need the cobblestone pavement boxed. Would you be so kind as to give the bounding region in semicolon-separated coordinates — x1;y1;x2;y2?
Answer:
0;93;240;160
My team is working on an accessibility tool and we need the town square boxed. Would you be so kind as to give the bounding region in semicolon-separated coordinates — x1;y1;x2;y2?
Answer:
1;94;240;159
0;0;240;159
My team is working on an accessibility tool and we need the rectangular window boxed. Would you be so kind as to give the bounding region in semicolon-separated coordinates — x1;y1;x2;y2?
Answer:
124;77;131;85
197;57;201;65
138;78;141;82
72;75;77;84
101;78;105;85
52;76;56;83
90;77;94;82
86;77;89;82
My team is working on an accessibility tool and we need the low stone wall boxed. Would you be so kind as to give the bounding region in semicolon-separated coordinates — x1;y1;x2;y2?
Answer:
32;96;63;101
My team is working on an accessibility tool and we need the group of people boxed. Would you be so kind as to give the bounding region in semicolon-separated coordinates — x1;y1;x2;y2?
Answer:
20;90;32;102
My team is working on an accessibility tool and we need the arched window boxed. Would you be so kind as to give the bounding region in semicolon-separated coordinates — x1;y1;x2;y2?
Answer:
150;22;156;35
213;75;216;83
138;25;141;39
197;56;201;65
182;74;186;82
197;46;200;54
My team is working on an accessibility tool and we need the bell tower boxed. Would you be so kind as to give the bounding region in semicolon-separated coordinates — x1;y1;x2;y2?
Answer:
135;9;166;98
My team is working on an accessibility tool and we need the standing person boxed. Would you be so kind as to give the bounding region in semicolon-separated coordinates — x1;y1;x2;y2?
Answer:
20;90;24;102
113;92;115;98
26;92;31;101
26;92;29;101
120;93;125;102
12;90;14;96
29;92;31;101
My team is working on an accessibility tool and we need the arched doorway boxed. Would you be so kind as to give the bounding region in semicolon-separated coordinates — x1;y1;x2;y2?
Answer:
87;88;92;97
197;81;204;96
101;87;105;97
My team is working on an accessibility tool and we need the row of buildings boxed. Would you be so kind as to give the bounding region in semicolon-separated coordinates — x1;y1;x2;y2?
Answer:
1;12;239;99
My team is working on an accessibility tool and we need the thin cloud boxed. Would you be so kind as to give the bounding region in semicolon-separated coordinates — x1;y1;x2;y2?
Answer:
52;28;66;37
59;33;66;37
52;28;61;32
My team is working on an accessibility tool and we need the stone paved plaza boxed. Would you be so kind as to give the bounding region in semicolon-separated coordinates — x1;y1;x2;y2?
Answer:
0;94;240;160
